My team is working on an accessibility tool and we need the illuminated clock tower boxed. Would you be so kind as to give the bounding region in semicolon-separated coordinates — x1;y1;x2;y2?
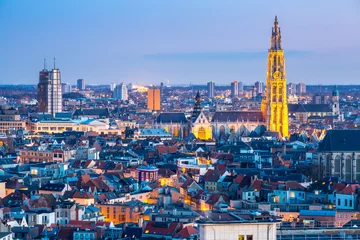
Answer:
261;16;289;137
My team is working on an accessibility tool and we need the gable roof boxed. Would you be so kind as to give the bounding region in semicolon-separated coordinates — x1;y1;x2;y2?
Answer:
318;130;360;152
156;113;187;124
143;221;181;237
212;111;264;122
288;104;332;113
173;226;198;239
73;108;110;118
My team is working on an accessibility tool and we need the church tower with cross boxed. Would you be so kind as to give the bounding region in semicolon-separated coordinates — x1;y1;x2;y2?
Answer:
261;16;289;137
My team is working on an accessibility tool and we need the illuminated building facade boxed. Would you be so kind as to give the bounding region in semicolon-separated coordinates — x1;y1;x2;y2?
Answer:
191;91;212;140
147;87;161;111
261;16;289;137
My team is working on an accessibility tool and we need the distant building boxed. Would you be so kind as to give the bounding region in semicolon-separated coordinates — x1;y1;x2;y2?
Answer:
297;82;306;95
230;81;239;98
312;94;326;104
110;82;116;91
317;130;360;182
238;81;244;92
197;210;278;240
261;16;288;137
155;112;188;138
48;67;62;116
37;65;50;113
114;83;128;101
0;107;26;134
255;81;264;95
207;81;215;98
61;83;71;94
37;60;62;116
160;82;164;96
191;91;212;140
287;83;297;95
147;87;161;111
77;79;85;91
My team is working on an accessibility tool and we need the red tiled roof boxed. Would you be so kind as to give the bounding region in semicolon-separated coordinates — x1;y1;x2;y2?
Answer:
251;180;263;191
173;226;198;238
205;193;229;205
72;191;94;199
339;184;360;194
333;183;347;192
144;221;181;236
234;175;244;184
203;169;225;182
285;181;305;190
181;178;195;189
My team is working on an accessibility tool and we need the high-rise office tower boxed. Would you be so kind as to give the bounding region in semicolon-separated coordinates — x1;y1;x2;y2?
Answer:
312;94;326;104
255;81;264;95
297;82;306;95
261;16;288;137
207;81;215;98
114;83;128;101
37;60;50;113
147;87;161;111
239;81;244;92
48;63;62;116
77;79;85;91
287;83;297;95
61;83;71;94
231;81;239;98
110;82;116;91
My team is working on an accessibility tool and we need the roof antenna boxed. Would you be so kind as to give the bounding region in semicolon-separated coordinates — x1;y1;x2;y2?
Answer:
44;58;47;70
54;58;56;69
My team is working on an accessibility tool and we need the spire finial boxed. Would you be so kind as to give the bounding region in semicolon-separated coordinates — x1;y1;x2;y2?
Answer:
54;58;56;69
44;58;47;70
275;15;278;24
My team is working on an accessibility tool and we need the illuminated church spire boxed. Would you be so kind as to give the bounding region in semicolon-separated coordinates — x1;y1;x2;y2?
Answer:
270;16;282;50
261;16;289;137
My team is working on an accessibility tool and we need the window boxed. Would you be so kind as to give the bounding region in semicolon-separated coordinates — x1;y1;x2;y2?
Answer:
345;199;348;207
247;235;253;240
338;199;341;206
238;235;245;240
350;200;353;207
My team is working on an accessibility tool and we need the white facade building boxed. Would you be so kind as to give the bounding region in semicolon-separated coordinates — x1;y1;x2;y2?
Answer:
47;68;62;116
114;83;128;101
198;221;277;240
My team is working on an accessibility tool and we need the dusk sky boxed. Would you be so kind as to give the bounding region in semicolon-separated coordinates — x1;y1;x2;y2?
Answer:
1;0;360;85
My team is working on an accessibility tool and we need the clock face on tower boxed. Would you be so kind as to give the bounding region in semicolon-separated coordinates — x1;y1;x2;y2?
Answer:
273;71;282;79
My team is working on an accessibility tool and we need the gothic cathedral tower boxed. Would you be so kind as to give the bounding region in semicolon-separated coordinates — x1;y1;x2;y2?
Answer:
261;16;289;137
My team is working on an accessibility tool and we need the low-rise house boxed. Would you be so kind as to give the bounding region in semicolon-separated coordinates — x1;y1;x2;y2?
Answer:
39;183;71;196
142;221;183;239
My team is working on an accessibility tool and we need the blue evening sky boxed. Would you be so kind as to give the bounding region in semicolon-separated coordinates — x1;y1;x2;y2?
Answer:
1;0;360;85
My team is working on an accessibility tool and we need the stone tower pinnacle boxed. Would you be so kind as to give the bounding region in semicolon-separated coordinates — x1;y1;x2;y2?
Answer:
261;16;289;137
270;15;282;50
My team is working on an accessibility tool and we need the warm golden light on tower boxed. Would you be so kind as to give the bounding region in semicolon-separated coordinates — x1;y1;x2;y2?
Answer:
261;16;289;137
147;87;161;111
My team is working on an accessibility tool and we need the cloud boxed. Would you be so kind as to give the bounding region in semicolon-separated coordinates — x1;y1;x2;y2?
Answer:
144;50;312;61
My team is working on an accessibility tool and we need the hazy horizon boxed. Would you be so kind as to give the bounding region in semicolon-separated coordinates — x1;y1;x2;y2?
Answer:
1;0;360;85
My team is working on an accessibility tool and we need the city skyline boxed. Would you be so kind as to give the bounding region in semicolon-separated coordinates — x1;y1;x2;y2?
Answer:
1;0;360;85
